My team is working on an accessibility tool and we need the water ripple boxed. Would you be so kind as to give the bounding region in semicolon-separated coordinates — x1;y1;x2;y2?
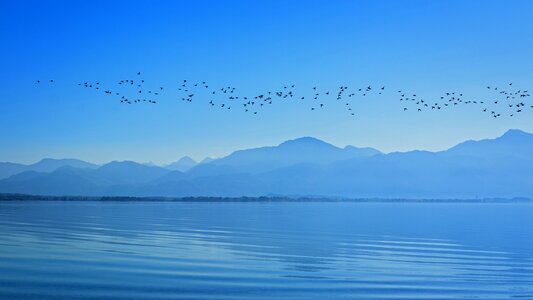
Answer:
0;201;532;299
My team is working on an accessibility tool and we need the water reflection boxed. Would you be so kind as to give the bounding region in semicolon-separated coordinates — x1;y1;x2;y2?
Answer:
0;201;532;299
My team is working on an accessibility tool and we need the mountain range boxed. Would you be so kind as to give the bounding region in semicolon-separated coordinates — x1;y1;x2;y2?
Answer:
1;129;532;198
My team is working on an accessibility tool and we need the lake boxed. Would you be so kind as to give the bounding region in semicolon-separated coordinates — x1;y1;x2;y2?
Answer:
0;200;532;299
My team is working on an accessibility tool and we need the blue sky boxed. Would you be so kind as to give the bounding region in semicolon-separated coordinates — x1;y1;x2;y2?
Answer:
1;0;532;164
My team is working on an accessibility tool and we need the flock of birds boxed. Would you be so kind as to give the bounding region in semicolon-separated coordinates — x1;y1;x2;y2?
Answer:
35;72;532;119
394;84;531;118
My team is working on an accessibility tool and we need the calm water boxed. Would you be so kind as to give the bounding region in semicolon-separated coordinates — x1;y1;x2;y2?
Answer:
0;201;532;299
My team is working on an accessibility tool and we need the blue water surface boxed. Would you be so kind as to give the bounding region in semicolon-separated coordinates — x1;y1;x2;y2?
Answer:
0;201;532;299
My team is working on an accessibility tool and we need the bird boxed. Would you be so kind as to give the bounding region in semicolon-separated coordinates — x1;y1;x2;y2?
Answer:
47;74;531;120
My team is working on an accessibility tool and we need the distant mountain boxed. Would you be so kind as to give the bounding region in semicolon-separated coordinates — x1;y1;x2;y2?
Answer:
0;130;531;198
166;156;198;172
0;161;171;196
190;137;381;176
29;158;99;173
223;146;529;199
200;157;214;164
0;158;98;180
94;161;170;185
187;163;240;178
0;162;26;180
0;166;105;196
151;170;187;184
444;129;533;160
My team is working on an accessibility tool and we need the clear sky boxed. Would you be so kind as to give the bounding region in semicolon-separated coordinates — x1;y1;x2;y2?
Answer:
1;0;532;165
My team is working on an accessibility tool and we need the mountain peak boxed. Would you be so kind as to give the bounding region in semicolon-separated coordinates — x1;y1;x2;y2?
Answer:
35;158;84;164
445;128;533;157
29;158;98;172
95;160;169;185
201;157;214;164
279;136;335;148
166;156;198;172
343;145;382;156
501;129;531;139
105;160;139;167
177;156;197;164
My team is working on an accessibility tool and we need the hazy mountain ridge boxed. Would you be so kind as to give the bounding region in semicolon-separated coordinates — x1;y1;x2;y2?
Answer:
0;162;27;180
0;158;99;180
195;137;381;175
443;129;533;160
0;130;531;198
165;156;198;172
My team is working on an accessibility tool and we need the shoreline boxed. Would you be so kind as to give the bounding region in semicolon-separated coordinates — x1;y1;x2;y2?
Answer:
0;193;531;203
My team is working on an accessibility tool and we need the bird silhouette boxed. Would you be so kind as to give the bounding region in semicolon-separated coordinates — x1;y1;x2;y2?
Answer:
36;72;531;119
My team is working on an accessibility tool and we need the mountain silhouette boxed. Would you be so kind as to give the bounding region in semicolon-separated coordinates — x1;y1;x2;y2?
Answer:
93;161;170;185
191;136;381;176
0;162;26;180
165;156;198;172
29;158;98;173
444;129;533;160
0;158;98;180
200;157;215;164
0;130;531;198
